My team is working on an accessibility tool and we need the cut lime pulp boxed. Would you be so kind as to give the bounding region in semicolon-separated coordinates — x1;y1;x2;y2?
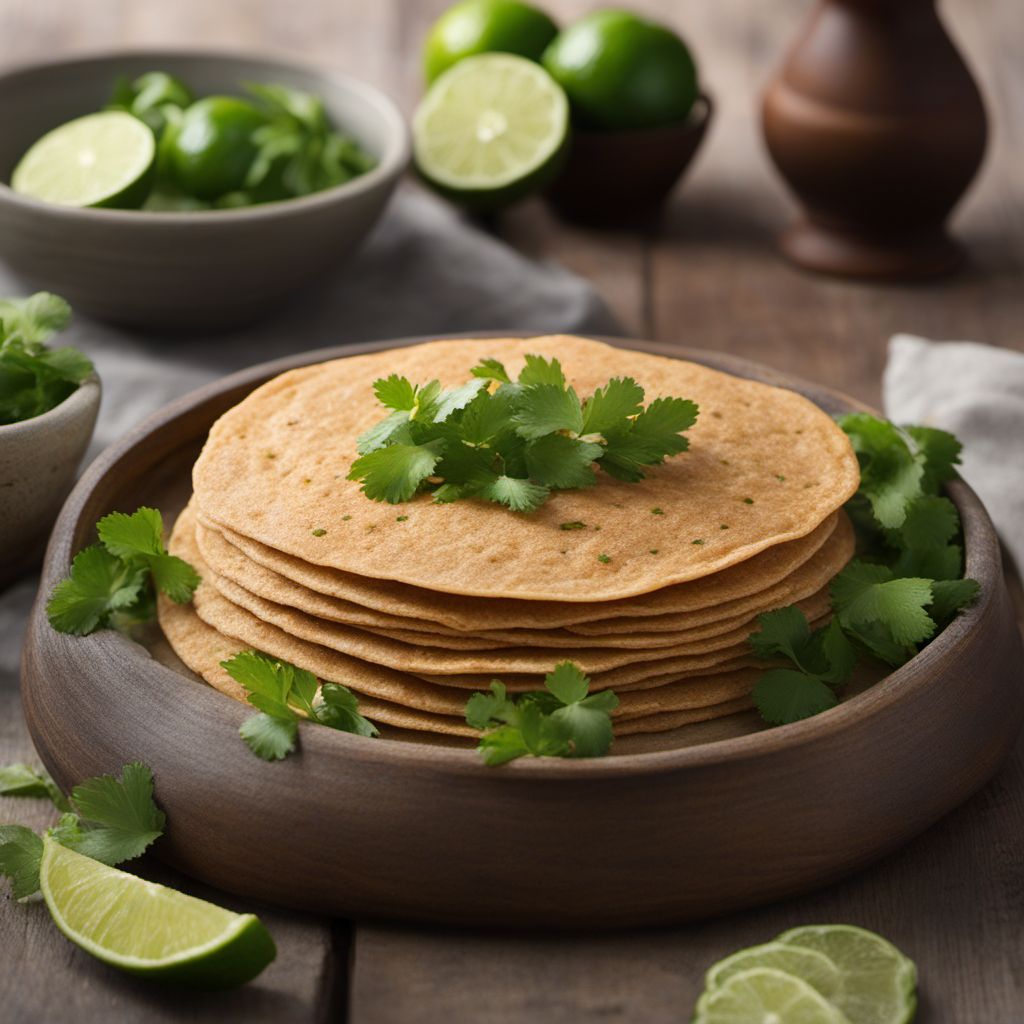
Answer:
413;52;569;210
694;967;852;1024
706;941;843;1002
777;925;917;1024
11;111;155;209
39;837;275;989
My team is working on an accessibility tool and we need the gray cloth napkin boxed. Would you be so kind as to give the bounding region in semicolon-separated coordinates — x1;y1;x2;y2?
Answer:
884;333;1024;574
0;184;616;680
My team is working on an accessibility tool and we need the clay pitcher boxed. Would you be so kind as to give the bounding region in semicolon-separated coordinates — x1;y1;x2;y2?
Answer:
762;0;987;279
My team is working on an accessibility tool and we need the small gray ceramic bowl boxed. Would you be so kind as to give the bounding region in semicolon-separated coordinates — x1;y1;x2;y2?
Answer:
0;376;100;589
0;51;409;330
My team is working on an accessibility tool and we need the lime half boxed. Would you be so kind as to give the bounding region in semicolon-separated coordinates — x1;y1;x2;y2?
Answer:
694;967;852;1024
777;925;917;1024
11;111;155;209
706;942;843;1003
39;837;275;989
413;52;568;210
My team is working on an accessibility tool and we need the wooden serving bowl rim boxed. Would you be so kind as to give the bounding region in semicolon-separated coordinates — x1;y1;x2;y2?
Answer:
35;333;1003;778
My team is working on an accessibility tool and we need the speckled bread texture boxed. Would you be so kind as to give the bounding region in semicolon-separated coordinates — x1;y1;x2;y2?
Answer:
159;591;762;734
191;335;859;601
195;510;839;631
194;503;853;647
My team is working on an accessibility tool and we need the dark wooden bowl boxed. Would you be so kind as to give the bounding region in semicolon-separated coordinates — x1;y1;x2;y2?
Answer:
21;336;1024;929
544;96;712;225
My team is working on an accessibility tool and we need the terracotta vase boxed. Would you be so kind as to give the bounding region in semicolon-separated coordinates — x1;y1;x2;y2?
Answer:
762;0;988;279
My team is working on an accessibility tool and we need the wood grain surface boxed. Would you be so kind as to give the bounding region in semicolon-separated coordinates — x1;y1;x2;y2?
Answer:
2;0;1023;1021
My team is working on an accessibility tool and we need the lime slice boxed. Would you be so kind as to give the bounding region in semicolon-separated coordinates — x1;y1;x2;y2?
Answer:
706;942;843;1002
39;837;275;989
413;52;569;210
11;111;155;209
694;967;852;1024
777;925;917;1024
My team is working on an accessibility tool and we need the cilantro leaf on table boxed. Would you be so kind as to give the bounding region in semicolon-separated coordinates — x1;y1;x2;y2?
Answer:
222;651;379;761
465;662;619;765
0;764;69;811
0;292;92;425
0;826;45;900
47;507;201;636
0;763;166;900
348;354;699;511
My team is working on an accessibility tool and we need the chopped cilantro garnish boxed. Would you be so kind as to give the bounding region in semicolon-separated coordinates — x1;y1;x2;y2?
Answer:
749;415;979;726
692;539;704;545
311;528;326;536
464;662;619;765
0;762;165;900
742;497;754;504
348;355;698;512
221;651;378;761
651;507;664;515
46;507;200;636
597;553;611;564
560;521;586;531
396;515;408;522
0;292;93;425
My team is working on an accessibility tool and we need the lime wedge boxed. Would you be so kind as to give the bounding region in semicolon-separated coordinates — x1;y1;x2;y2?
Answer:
706;942;843;1002
11;111;155;209
413;53;569;209
39;837;275;989
694;967;852;1024
777;925;917;1024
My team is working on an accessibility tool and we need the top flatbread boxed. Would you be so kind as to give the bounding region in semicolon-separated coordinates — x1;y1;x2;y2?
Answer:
193;335;859;601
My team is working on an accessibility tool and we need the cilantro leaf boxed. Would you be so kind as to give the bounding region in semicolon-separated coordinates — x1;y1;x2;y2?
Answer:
315;684;380;737
0;764;69;810
754;670;839;725
240;713;298;761
929;577;980;622
466;662;618;764
348;439;445;503
524;434;600;489
46;545;148;635
471;358;511;384
513;383;584;439
518;354;565;387
580;377;645;436
478;475;550;513
96;507;201;604
221;651;379;760
0;292;71;343
906;425;962;493
831;561;936;647
351;354;697;511
0;825;44;900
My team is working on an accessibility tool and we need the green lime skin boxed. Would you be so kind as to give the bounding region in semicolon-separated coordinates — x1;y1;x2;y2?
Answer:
169;96;269;200
423;0;559;83
542;9;698;131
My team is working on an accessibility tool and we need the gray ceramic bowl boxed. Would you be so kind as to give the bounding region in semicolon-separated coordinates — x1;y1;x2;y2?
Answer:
0;376;100;589
0;51;409;330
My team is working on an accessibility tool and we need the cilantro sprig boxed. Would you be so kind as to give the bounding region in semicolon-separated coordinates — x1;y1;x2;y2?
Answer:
221;650;379;761
349;355;699;512
464;662;619;765
0;762;165;900
0;292;92;425
47;507;201;636
749;416;980;725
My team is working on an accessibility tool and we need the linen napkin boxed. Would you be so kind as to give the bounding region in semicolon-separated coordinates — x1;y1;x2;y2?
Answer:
884;333;1024;574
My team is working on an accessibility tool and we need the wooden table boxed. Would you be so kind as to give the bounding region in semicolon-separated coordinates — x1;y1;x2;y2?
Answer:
2;0;1023;1020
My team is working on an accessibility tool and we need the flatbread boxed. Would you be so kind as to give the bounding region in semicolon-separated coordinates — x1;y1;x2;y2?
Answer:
193;502;853;650
192;335;858;601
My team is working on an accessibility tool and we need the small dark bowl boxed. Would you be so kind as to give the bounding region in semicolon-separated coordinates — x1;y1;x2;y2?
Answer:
0;51;409;330
545;95;712;225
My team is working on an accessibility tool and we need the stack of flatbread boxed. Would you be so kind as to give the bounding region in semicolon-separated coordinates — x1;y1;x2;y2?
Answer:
160;336;859;740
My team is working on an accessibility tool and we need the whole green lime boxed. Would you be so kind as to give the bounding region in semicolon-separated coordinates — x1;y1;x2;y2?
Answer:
542;10;698;131
169;96;268;200
423;0;559;83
